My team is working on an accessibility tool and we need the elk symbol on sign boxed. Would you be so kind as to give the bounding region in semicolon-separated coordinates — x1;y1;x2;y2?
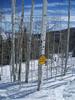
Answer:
39;55;47;65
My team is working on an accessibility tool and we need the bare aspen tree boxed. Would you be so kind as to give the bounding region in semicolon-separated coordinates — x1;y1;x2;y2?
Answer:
11;0;16;82
18;0;24;81
25;0;34;83
37;0;47;91
0;12;3;80
64;0;71;75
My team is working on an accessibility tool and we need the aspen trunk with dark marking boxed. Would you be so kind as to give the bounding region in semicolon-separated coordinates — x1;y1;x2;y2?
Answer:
18;0;24;81
25;0;34;83
37;0;47;91
11;0;16;82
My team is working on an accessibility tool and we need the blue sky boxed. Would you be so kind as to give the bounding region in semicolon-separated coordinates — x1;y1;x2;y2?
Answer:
0;0;75;32
0;0;64;8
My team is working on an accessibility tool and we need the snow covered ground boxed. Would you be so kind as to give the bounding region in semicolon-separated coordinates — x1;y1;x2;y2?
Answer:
0;57;75;100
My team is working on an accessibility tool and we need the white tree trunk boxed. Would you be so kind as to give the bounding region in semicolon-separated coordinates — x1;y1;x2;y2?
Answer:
25;0;34;83
11;0;16;82
18;0;24;81
64;0;71;75
37;0;47;91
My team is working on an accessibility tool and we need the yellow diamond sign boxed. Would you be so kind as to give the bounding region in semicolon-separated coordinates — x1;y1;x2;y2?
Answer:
39;55;47;65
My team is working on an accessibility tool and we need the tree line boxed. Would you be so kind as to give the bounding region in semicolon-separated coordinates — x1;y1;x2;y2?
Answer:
0;27;75;65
